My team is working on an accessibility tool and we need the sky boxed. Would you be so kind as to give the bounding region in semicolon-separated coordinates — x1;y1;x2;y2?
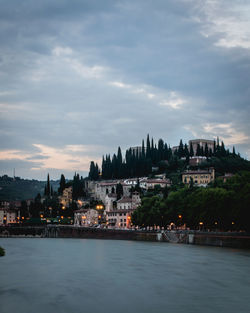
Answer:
0;0;250;180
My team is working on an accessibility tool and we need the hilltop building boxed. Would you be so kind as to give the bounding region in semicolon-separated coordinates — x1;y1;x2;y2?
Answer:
189;139;214;155
182;168;215;186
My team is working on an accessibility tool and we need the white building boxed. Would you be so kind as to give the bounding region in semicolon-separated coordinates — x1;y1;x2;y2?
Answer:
140;178;171;190
117;192;141;210
0;208;19;225
106;209;133;229
74;209;99;227
104;193;117;213
94;181;118;202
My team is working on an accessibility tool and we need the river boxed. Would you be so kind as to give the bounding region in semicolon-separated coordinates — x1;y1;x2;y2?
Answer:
0;238;250;313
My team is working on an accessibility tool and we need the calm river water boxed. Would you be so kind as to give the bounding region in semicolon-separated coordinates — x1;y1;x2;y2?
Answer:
0;238;250;313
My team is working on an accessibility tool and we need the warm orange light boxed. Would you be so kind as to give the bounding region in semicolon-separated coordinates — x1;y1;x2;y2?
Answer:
215;222;218;225
128;216;131;220
22;216;24;220
61;216;64;219
232;221;235;225
40;214;43;218
178;215;182;219
62;206;65;210
17;217;20;220
199;222;203;225
98;215;101;219
3;217;7;220
82;216;86;219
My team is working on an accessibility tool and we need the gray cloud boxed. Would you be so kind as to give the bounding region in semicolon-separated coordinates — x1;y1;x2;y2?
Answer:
0;0;249;179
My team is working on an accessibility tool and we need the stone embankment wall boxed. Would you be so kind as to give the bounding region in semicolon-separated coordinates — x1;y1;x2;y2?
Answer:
161;230;250;249
1;226;250;249
0;225;158;241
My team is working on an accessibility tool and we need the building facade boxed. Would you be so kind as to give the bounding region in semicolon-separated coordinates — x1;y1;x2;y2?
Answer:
0;208;19;225
74;209;99;227
189;139;214;155
60;186;73;208
140;178;171;190
182;168;215;186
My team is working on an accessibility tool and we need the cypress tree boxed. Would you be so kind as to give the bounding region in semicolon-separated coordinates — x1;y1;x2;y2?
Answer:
178;139;184;158
233;146;236;156
213;140;216;155
189;142;194;157
196;144;201;156
142;140;145;158
146;134;150;158
58;174;66;194
204;143;209;157
46;174;50;197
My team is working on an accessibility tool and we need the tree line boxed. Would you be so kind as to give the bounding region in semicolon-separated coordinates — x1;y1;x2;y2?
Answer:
132;171;250;231
89;135;239;180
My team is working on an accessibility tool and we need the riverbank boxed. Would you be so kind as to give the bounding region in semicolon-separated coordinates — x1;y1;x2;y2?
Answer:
1;225;250;249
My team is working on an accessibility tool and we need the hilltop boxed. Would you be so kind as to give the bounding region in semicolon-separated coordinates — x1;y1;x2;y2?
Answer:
0;175;59;201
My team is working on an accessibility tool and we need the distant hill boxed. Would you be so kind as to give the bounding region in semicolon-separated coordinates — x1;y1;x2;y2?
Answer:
0;175;59;201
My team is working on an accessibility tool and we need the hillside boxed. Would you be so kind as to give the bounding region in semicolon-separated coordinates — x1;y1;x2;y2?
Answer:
0;175;59;201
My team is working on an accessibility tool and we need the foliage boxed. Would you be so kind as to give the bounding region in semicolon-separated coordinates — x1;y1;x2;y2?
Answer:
132;171;250;231
0;175;59;201
0;246;5;257
90;135;248;180
89;161;100;180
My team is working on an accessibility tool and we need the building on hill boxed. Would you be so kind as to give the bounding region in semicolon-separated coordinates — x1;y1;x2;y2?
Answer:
189;156;207;166
117;192;141;210
94;181;118;202
182;168;215;186
106;192;141;229
0;207;19;225
189;139;214;155
59;186;73;208
106;209;133;229
140;178;171;190
104;193;117;213
74;208;99;226
218;173;234;183
171;146;179;153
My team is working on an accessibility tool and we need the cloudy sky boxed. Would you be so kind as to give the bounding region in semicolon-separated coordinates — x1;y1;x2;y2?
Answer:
0;0;250;180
